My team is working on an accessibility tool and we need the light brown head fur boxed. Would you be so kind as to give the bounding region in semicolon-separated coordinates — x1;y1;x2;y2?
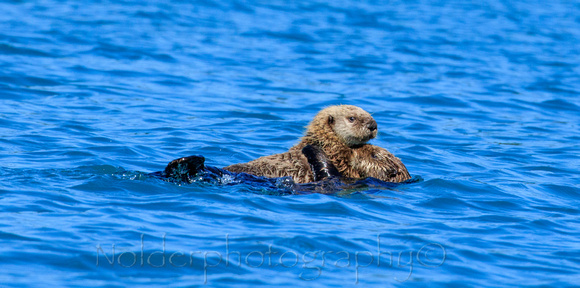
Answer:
302;105;377;148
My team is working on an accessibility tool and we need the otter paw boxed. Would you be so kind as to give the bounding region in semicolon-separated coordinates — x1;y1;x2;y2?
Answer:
164;155;205;182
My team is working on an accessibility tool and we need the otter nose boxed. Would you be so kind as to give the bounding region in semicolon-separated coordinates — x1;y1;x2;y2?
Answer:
367;120;377;132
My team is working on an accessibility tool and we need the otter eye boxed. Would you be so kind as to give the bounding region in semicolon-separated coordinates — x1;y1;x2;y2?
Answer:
348;117;356;123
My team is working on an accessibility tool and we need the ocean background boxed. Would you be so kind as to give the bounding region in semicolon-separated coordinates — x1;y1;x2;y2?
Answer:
1;0;579;287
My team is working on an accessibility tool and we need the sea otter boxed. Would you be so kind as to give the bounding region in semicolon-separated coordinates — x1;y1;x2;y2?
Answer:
349;144;411;183
160;105;410;184
223;105;381;183
162;143;410;184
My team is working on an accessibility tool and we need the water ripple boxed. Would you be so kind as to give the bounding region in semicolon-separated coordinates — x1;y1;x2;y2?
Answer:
1;0;580;287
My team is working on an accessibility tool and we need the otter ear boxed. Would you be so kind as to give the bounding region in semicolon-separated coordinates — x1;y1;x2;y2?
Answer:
328;115;334;125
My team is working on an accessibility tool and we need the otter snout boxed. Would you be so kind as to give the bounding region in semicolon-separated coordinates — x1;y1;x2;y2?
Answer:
367;120;377;132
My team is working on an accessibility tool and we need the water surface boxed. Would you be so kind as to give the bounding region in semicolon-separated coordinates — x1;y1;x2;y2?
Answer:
1;0;579;287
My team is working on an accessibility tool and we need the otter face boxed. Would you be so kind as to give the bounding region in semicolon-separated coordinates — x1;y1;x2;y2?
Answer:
327;105;378;147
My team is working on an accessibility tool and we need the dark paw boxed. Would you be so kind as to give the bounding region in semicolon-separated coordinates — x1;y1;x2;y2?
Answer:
164;155;205;182
302;144;341;181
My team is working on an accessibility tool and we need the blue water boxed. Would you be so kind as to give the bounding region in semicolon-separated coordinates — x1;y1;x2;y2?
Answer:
1;0;579;287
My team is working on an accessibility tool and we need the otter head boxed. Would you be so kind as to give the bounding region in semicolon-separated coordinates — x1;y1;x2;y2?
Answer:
315;105;378;147
351;145;400;181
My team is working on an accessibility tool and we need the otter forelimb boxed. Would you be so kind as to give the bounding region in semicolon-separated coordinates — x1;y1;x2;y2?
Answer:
302;144;341;181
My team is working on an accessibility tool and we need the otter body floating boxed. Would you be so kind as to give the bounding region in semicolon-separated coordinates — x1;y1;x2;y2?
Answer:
153;105;411;187
150;144;418;195
152;145;416;194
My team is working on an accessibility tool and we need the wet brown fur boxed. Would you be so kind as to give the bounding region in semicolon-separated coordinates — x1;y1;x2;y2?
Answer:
349;144;411;183
223;105;410;183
